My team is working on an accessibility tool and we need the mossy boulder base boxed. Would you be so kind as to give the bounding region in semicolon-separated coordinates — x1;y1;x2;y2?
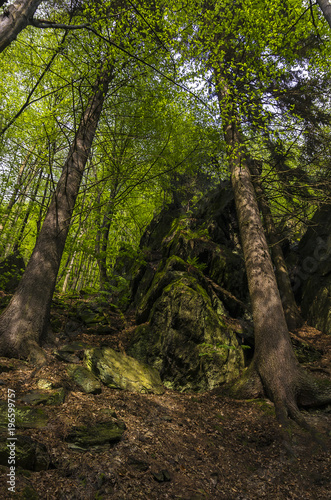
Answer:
129;257;245;392
125;184;248;392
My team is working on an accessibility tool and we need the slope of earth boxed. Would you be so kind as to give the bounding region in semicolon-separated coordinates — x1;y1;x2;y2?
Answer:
0;299;329;500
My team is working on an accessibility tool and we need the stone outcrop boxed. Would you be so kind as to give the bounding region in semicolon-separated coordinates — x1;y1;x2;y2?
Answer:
129;255;245;392
127;183;249;392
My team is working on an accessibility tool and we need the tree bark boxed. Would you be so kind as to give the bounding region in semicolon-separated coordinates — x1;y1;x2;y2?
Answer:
249;159;303;331
217;82;330;439
316;0;331;30
0;61;113;362
0;0;43;53
95;194;115;290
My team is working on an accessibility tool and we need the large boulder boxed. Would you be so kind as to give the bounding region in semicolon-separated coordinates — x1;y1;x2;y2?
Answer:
296;204;331;334
125;184;250;392
128;256;245;392
84;347;165;394
131;182;248;318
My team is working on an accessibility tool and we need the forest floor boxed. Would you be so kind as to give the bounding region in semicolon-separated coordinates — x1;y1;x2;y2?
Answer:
0;294;330;500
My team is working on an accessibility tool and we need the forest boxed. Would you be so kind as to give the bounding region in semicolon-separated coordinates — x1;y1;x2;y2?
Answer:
0;0;330;498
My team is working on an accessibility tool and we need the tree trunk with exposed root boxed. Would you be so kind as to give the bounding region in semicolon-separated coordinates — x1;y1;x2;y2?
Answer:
220;92;330;447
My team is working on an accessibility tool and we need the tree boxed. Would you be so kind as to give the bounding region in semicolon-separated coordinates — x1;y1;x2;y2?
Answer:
0;0;43;53
249;159;303;331
188;0;331;442
316;0;331;30
0;60;113;362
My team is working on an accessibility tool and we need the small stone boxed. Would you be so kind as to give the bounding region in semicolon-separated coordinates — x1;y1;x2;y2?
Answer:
161;469;171;481
65;420;126;450
152;469;171;482
152;471;165;482
37;379;53;390
19;388;65;406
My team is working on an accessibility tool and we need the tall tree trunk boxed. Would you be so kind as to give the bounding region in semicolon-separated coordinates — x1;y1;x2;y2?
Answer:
95;195;115;290
0;0;43;53
11;168;43;254
249;159;303;331
316;0;331;30
217;83;330;440
0;62;113;362
62;252;76;293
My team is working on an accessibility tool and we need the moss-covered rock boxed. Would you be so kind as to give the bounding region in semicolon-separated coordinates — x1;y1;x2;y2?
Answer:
139;203;183;252
125;183;249;392
0;434;50;471
129;272;244;392
66;364;102;394
0;402;48;429
65;420;126;451
136;255;199;323
19;388;66;406
53;341;90;363
84;347;165;394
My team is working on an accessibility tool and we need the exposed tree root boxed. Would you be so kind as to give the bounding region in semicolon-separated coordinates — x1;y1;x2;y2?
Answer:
25;340;48;367
229;362;331;454
0;323;48;366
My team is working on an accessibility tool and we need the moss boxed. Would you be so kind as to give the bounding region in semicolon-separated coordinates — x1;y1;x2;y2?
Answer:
292;340;322;364
85;347;165;394
312;376;331;391
19;388;66;406
66;421;126;449
130;276;244;392
0;402;48;429
227;365;264;400
136;255;190;322
245;399;276;416
66;365;102;394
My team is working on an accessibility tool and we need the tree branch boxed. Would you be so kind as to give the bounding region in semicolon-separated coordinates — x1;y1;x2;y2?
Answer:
30;18;89;30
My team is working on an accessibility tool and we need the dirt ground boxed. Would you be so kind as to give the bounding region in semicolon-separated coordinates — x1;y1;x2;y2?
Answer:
0;310;330;499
